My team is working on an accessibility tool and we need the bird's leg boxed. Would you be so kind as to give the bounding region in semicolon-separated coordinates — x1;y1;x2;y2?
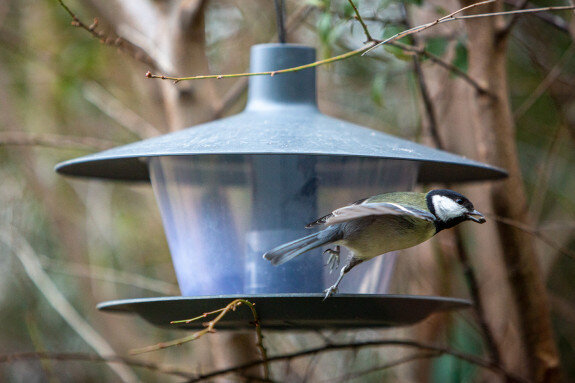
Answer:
323;257;364;300
323;245;341;273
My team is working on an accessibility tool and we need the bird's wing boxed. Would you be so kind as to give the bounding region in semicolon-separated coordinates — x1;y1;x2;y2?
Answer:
306;197;369;228
322;202;436;226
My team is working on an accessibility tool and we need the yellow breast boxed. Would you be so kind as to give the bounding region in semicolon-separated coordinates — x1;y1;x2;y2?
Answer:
337;216;436;260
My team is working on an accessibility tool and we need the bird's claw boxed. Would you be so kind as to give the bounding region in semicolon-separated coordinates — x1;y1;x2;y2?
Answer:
323;285;338;301
323;246;340;273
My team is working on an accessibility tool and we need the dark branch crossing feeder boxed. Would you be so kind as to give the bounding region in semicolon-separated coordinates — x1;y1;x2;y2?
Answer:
56;44;505;329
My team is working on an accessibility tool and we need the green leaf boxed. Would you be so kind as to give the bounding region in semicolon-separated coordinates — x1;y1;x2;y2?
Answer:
382;23;415;46
452;41;469;74
342;1;354;18
380;25;412;60
306;0;329;10
432;318;481;383
371;73;387;107
425;37;448;57
384;45;411;61
317;13;333;46
381;24;403;40
434;5;449;16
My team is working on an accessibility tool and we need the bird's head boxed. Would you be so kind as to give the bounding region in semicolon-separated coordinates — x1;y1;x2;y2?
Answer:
426;189;486;231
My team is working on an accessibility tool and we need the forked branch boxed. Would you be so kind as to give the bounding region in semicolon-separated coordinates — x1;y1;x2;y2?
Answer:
144;1;574;83
130;299;270;380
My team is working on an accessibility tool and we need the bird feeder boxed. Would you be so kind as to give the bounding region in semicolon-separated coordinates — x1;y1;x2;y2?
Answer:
56;44;505;329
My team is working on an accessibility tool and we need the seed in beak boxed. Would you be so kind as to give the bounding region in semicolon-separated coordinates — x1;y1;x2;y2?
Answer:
466;210;486;224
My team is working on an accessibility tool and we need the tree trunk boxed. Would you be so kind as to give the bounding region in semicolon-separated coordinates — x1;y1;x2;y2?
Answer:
459;1;561;381
81;0;261;379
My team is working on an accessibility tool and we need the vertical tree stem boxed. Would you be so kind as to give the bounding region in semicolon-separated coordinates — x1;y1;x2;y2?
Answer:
459;1;562;381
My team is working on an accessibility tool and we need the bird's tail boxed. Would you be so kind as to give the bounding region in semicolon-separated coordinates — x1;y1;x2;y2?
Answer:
263;227;341;266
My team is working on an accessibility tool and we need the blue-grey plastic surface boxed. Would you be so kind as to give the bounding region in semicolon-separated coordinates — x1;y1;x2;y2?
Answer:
149;156;418;296
97;294;472;330
55;44;506;183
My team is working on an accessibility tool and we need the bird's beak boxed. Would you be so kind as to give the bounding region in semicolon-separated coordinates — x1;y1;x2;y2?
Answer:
466;210;486;224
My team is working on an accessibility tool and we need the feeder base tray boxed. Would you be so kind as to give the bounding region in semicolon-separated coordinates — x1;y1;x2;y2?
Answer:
97;294;470;330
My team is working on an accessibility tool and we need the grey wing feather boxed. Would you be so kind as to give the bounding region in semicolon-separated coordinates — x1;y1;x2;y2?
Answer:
323;202;436;226
305;197;368;228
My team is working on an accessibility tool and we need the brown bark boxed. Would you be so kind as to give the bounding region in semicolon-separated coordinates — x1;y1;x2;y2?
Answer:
79;0;261;378
83;0;217;131
411;2;522;379
459;1;561;382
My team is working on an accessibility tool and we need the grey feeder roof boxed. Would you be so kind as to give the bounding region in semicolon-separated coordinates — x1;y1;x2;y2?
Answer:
56;44;505;183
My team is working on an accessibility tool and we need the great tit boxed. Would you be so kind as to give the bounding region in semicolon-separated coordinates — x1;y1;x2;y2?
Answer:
263;189;486;299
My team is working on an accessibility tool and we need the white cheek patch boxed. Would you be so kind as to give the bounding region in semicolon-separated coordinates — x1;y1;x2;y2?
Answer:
432;195;467;221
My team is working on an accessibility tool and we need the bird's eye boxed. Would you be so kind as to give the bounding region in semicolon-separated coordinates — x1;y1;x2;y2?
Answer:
456;198;464;205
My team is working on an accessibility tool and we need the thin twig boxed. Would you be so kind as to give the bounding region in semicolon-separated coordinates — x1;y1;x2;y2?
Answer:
390;41;490;95
400;4;445;150
347;0;373;42
82;82;161;138
0;131;116;151
453;227;502;365
131;299;270;380
183;339;527;383
39;254;179;295
499;0;530;38
447;4;575;20
364;2;575;55
486;213;575;260
329;351;441;382
0;228;139;383
337;35;490;96
209;4;313;119
145;44;374;82
363;0;497;55
504;0;572;36
56;0;157;69
0;351;195;379
406;32;502;364
514;43;575;119
528;124;566;227
146;1;574;83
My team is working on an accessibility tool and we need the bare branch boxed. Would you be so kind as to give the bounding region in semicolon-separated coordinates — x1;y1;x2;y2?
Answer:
330;351;441;382
0;351;195;379
0;228;139;382
504;0;572;36
145;45;373;82
0;131;116;151
146;1;574;83
364;0;497;55
182;339;527;383
347;0;373;42
82;82;161;138
398;3;445;150
411;54;444;149
449;4;575;20
390;41;491;96
56;0;157;69
39;254;179;295
514;43;575;119
453;227;502;364
486;214;575;260
131;299;270;380
499;0;530;38
366;2;575;54
209;4;314;119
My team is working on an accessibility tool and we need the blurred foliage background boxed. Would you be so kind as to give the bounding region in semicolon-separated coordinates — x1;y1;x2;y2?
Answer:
0;0;574;382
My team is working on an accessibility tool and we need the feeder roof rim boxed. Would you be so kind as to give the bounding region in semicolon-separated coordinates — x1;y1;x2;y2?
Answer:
55;109;507;182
